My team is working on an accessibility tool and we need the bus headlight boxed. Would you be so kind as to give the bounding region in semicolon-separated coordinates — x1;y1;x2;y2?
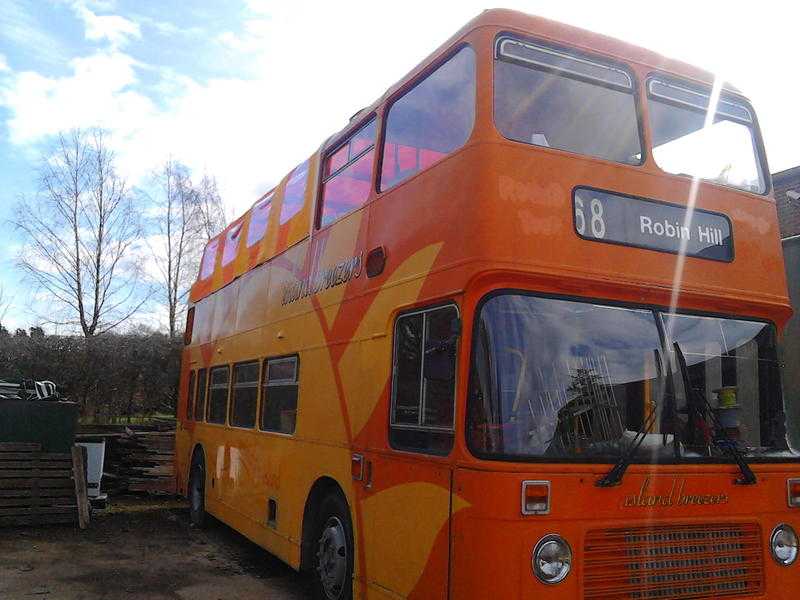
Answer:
770;524;798;566
532;534;572;584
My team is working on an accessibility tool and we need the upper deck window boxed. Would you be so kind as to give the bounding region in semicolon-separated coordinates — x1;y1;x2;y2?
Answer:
494;36;643;165
380;46;475;191
246;191;273;248
221;222;243;267
199;238;219;280
647;77;766;194
319;119;376;228
279;160;309;225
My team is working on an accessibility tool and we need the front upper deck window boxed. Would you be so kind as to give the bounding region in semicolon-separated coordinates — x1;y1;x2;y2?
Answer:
468;293;795;463
320;118;376;227
380;46;475;191
648;77;766;194
494;36;643;165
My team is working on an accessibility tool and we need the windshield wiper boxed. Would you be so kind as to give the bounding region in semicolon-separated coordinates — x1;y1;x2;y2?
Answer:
596;408;658;487
672;342;757;485
596;349;664;487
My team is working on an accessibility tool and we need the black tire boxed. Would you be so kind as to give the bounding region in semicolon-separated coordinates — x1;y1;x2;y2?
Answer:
310;493;354;600
188;454;207;529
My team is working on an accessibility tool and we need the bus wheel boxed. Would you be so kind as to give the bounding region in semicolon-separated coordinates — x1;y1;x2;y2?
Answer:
311;494;353;600
188;455;206;528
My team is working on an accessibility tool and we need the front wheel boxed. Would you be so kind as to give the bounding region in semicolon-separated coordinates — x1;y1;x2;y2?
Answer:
311;494;354;600
188;456;206;528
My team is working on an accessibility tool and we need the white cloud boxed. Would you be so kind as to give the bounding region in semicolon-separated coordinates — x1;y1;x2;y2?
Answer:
0;50;154;144
70;0;141;48
3;0;800;228
0;55;9;72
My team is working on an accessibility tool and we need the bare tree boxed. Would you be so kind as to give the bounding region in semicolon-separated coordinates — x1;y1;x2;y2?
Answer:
146;161;226;338
14;128;145;337
196;173;227;242
0;286;10;324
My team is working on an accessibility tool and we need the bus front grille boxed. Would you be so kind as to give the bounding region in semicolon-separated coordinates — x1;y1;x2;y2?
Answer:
583;523;763;599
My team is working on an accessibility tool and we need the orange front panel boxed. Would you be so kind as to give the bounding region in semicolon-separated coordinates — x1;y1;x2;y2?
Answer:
451;466;800;600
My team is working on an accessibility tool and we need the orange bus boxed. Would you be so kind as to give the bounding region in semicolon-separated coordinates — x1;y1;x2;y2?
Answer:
175;9;799;600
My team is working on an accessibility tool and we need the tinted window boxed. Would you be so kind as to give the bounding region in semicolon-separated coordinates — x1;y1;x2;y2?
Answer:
261;356;298;434
231;362;259;428
279;161;309;225
494;37;642;165
186;371;195;420
246;191;273;248
207;366;229;424
380;47;475;190
221;222;243;267
195;368;207;420
390;305;458;454
320;119;376;227
199;238;219;280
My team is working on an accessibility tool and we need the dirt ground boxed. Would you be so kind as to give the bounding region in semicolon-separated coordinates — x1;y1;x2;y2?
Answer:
0;498;309;600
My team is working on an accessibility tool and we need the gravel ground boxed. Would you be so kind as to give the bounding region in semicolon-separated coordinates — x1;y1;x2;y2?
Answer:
0;498;309;600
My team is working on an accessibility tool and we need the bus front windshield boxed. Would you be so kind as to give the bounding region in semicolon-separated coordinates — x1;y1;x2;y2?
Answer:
468;294;796;462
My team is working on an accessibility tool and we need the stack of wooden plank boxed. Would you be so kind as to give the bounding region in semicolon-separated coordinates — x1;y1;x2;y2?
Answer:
0;442;78;527
104;431;175;495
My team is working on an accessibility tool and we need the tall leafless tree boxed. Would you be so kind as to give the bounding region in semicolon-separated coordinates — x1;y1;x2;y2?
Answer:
196;173;227;242
14;128;145;337
146;160;226;339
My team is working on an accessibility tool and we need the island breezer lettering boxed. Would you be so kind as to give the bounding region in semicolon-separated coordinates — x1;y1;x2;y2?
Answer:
623;477;730;508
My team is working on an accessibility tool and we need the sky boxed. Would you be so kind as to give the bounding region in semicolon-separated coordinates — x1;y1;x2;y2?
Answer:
0;0;798;332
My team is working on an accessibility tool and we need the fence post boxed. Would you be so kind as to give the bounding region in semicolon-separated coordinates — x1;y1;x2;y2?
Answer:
71;445;90;529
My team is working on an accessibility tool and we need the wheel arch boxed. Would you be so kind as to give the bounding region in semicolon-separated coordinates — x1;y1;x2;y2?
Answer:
300;476;350;573
188;443;205;484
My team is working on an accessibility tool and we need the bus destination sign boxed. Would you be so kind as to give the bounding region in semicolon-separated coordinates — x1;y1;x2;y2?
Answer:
572;187;733;262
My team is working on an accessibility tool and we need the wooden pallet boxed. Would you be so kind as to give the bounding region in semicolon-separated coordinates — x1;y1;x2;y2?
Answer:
0;442;85;527
104;431;176;495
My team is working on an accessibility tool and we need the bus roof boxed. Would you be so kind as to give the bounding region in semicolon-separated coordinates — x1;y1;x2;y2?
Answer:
190;8;746;304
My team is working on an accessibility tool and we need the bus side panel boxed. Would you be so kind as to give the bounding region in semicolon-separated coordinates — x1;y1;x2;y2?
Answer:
203;430;356;572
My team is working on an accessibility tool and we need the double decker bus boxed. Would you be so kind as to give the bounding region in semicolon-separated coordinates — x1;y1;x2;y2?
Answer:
175;9;800;599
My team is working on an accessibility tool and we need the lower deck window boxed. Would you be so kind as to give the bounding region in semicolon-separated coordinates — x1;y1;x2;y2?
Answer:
186;371;195;420
207;366;230;424
261;356;298;434
390;305;459;454
231;362;259;428
194;368;207;421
